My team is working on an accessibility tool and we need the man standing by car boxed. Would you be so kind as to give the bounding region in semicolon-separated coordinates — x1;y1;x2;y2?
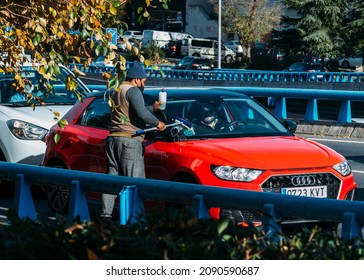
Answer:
100;61;166;220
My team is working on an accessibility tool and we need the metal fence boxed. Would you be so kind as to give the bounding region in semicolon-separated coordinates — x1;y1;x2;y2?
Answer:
70;63;364;84
1;161;364;240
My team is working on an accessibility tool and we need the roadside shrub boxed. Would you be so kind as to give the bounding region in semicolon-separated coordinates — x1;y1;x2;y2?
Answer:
0;208;363;260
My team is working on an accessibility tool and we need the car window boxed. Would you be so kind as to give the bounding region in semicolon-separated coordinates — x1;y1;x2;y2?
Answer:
75;94;291;139
179;57;194;65
79;97;111;129
159;97;290;140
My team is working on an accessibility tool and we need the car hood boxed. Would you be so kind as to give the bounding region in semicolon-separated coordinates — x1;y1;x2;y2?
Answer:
0;104;73;129
175;136;343;169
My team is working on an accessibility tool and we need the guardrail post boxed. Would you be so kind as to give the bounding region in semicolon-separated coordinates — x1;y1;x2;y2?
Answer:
338;100;351;123
304;99;319;121
14;174;36;220
192;194;210;219
120;185;144;225
349;74;354;83
68;180;90;222
262;203;282;239
274;97;287;119
341;212;362;240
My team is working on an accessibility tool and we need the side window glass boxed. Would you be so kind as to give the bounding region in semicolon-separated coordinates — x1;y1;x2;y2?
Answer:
79;97;111;129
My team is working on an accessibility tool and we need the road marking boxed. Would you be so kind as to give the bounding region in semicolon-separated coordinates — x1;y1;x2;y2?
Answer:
353;170;364;174
307;137;364;144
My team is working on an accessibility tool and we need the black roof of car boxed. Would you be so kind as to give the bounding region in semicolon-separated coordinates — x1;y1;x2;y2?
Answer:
285;62;328;71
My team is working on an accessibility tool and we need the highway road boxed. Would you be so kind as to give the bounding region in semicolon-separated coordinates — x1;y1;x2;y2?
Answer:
301;134;364;189
1;133;364;225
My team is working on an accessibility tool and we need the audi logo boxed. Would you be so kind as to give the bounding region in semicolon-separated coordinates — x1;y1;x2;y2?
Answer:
291;175;316;186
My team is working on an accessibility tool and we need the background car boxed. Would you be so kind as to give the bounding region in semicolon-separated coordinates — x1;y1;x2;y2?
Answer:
88;56;114;71
251;42;270;56
225;40;243;60
122;30;143;41
283;62;328;81
0;64;92;169
338;51;363;69
42;88;357;224
266;48;285;61
117;36;141;53
162;40;182;58
180;38;236;63
171;56;215;78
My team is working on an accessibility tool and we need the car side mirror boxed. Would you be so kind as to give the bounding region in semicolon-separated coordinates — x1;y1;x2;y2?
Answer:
283;119;297;133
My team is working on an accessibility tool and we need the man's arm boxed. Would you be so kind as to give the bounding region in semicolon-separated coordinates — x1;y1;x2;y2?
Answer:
128;88;166;130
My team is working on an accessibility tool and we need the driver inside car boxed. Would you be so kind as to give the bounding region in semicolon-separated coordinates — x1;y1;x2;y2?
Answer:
192;102;228;134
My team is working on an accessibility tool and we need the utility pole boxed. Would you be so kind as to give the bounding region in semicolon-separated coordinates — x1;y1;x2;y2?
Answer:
218;0;222;69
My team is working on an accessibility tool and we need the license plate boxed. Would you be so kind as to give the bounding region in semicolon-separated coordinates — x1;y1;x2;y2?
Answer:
281;186;327;198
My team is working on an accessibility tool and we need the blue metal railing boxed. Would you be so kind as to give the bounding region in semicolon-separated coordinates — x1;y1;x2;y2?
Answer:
1;161;364;240
69;63;364;83
222;86;364;123
149;69;364;83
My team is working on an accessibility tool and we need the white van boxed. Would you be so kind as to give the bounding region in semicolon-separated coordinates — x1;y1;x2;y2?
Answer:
123;30;143;41
142;30;193;48
180;38;236;63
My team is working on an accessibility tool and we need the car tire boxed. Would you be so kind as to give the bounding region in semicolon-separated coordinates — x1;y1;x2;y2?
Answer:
342;60;350;69
45;161;70;214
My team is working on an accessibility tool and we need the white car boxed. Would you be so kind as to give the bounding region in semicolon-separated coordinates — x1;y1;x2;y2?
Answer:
0;65;92;166
180;38;236;63
122;30;143;41
225;41;243;57
338;51;363;69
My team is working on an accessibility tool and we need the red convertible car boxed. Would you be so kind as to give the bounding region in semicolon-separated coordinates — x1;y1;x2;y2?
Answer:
42;87;357;222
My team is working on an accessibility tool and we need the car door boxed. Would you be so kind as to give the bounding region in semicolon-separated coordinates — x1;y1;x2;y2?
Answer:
69;97;110;173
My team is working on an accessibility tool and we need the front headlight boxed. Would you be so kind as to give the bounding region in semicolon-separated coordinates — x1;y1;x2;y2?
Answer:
211;165;264;182
332;160;351;176
7;119;48;140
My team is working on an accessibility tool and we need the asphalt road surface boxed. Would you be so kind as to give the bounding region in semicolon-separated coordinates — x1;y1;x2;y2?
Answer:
301;134;364;189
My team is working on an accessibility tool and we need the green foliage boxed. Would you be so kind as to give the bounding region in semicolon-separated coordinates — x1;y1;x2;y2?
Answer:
0;1;169;134
345;0;364;52
0;1;169;93
140;41;167;65
209;0;283;62
282;0;349;56
1;208;364;260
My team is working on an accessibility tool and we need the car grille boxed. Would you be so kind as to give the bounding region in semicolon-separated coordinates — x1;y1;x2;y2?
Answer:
261;173;341;199
240;209;261;221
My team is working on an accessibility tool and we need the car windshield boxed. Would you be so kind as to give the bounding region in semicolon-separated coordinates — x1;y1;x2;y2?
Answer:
160;97;291;140
0;66;90;105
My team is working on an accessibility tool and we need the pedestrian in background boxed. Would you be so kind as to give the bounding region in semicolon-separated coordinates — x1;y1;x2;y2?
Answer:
100;61;166;220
